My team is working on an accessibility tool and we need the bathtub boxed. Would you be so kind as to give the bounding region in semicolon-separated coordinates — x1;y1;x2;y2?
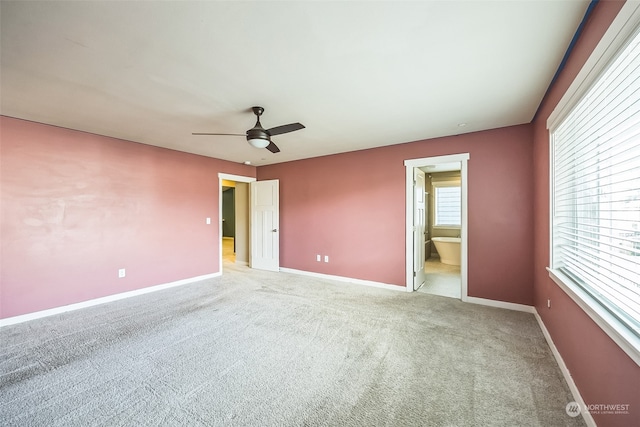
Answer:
432;237;461;266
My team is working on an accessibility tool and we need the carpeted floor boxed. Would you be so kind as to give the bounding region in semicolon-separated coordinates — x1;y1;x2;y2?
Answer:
0;263;585;426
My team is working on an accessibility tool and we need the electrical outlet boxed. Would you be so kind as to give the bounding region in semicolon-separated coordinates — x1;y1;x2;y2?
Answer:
316;254;321;262
324;255;329;263
118;268;126;278
547;299;551;309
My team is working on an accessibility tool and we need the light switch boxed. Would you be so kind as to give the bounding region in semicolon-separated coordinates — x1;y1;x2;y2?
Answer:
206;218;211;224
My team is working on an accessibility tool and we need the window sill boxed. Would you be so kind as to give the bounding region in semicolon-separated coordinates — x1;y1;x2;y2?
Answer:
547;268;640;366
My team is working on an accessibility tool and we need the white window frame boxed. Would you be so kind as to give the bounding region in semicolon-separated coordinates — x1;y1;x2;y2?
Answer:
433;180;461;228
547;1;640;366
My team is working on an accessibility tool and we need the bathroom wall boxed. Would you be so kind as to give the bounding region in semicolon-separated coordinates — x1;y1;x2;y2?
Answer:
0;116;256;319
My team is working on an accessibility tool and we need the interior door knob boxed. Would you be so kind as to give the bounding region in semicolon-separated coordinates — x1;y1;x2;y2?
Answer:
272;229;278;232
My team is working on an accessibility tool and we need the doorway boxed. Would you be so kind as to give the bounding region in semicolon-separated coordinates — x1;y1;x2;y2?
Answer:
222;183;236;263
218;173;256;271
420;168;462;298
404;154;469;301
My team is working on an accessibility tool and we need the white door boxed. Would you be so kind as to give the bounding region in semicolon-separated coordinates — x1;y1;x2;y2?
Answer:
413;169;426;290
250;180;279;271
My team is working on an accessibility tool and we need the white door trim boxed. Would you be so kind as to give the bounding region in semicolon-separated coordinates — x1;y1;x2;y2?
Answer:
218;173;256;273
404;154;469;300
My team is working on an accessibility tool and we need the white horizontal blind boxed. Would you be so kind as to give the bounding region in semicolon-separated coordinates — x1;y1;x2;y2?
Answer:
552;27;640;338
435;185;461;226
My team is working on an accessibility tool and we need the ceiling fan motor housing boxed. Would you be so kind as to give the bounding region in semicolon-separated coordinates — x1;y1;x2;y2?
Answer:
246;126;270;141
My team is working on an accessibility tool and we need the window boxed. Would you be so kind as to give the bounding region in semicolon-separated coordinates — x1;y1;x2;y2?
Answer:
550;19;640;356
434;182;461;227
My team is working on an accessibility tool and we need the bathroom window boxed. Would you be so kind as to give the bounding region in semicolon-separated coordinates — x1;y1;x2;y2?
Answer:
549;12;640;362
434;182;461;227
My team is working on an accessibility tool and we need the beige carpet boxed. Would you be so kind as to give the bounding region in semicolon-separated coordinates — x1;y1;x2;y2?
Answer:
0;262;584;426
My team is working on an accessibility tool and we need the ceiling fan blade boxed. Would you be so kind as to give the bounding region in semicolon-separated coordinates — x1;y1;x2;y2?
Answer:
266;141;280;153
192;132;245;136
266;123;305;136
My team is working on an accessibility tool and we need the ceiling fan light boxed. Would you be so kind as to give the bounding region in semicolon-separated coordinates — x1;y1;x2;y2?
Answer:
248;137;269;148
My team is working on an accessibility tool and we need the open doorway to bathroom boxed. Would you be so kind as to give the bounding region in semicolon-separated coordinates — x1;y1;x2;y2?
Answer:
218;173;255;272
404;154;469;300
420;167;462;298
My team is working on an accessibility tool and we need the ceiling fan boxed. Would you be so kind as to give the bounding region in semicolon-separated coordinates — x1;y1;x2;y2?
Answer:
193;106;305;153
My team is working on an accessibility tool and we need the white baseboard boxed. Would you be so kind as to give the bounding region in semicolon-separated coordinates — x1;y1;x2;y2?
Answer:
463;296;536;313
0;272;221;328
279;268;405;292
534;311;595;427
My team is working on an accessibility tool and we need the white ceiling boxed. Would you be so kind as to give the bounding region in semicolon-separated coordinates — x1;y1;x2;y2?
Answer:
1;1;589;166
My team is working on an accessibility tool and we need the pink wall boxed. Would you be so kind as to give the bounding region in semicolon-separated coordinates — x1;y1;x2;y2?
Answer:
258;124;534;305
0;116;255;318
532;1;639;426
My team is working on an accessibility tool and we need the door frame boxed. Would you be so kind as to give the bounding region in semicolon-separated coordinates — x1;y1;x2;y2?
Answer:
218;173;256;273
404;153;469;300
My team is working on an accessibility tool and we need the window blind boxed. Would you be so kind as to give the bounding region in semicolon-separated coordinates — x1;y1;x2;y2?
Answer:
551;28;640;338
435;186;461;226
